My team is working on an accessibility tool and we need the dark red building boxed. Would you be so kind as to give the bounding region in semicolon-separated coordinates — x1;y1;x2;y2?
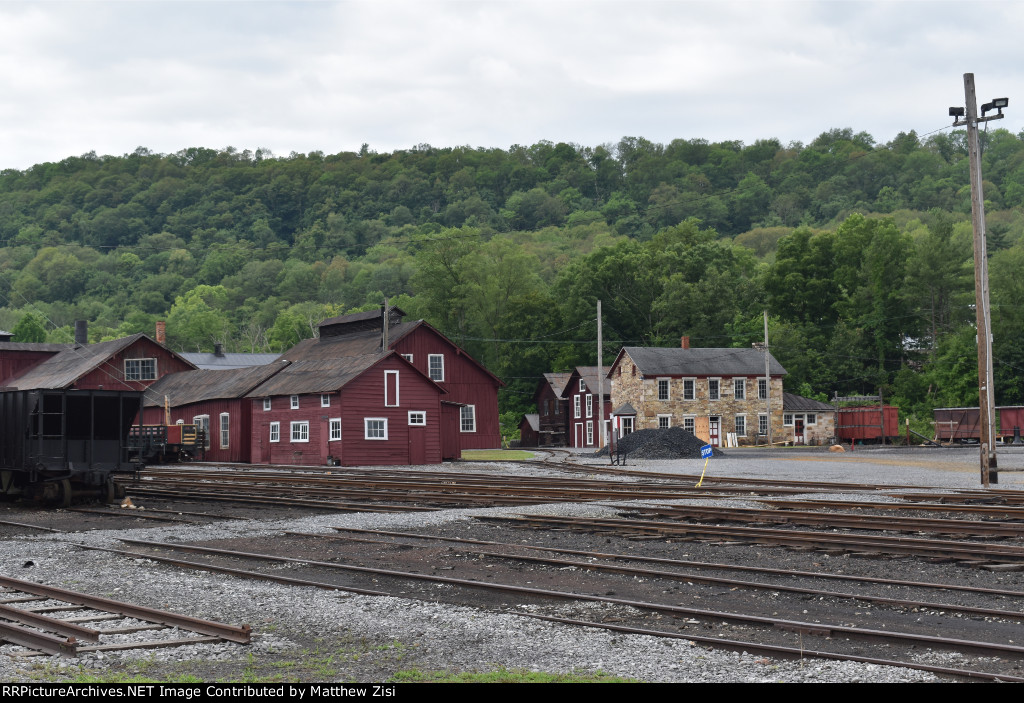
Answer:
534;372;570;446
246;352;447;466
280;308;504;450
565;366;613;449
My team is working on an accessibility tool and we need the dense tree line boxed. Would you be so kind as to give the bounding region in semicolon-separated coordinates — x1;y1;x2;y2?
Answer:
2;128;1024;435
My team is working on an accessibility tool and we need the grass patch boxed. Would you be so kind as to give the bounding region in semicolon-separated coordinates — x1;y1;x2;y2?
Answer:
462;449;535;461
388;667;636;683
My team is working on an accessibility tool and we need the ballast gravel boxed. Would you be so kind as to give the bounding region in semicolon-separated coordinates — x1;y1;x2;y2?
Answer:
4;448;1012;683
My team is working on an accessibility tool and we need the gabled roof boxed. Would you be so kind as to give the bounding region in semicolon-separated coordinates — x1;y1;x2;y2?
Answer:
521;413;539;432
538;372;572;400
571;366;611;397
276;321;419;362
610;346;787;378
6;334;196;390
180;352;281;370
144;362;289;407
782;392;833;412
279;319;504;388
612;402;636;416
247;351;444;398
0;342;69;352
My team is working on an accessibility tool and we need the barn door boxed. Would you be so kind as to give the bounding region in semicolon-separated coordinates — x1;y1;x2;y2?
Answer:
408;426;426;465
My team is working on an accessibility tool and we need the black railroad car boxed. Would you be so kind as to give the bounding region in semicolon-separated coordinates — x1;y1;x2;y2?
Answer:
0;388;143;505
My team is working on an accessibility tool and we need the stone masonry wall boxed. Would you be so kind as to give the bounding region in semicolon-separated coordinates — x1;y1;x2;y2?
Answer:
609;351;787;445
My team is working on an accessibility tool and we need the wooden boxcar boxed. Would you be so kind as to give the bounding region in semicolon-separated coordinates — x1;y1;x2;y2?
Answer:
933;406;1024;442
0;388;142;504
835;405;900;442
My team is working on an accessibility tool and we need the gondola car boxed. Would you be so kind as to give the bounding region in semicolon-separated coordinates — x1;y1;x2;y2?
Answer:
0;388;143;505
127;422;206;463
835;405;900;443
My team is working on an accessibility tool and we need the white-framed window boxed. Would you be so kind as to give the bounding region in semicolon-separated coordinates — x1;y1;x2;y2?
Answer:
124;358;157;381
579;379;585;392
586;394;593;418
683;379;695;401
408;411;426;426
329;418;341;441
783;413;794;426
401;353;413;363
219;413;230;449
291;421;309;442
683;416;695;434
806;413;817;425
657;378;670;401
290;395;299;409
428;354;444;382
193;415;210;449
269;421;280;442
385;370;399;407
658;414;671;430
321;394;331;408
734;378;745;400
365;418;388;440
586;420;594;445
735;414;746;436
461;405;476;433
263;397;271;411
708;379;720;401
759;379;768;400
620;417;634;436
758;414;768;436
574;395;581;419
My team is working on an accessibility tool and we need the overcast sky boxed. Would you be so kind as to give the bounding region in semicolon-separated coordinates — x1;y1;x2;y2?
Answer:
1;0;1021;170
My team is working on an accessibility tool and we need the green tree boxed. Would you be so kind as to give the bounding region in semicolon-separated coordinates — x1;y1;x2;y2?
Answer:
12;311;47;342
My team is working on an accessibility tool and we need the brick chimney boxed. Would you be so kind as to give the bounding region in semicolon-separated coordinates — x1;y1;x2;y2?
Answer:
681;335;690;350
155;321;166;345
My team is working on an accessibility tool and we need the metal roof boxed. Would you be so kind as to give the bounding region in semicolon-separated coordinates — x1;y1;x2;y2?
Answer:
521;413;540;432
180;352;281;370
782;392;833;412
542;372;572;399
574;366;611;397
275;322;419;362
144;362;289;407
615;346;787;377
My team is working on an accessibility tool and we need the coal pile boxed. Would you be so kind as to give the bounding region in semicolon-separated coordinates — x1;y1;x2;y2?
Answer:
595;427;725;459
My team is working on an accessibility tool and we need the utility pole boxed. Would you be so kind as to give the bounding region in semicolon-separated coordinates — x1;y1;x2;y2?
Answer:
764;310;772;447
950;73;1007;487
597;299;605;448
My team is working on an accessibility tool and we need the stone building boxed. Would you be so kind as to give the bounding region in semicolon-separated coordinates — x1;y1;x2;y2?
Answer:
606;339;787;447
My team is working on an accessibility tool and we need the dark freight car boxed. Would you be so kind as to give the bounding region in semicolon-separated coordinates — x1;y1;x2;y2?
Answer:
0;389;143;505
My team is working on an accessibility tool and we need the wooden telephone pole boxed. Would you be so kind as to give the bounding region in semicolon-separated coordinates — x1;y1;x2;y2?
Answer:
951;73;1007;486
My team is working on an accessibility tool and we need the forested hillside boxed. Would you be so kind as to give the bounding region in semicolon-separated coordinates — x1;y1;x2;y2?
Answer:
3;128;1024;431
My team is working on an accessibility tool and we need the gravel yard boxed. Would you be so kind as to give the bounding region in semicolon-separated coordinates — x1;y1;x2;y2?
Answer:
1;447;1022;684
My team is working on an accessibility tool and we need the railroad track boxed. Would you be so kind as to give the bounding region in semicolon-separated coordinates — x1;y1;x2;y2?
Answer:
78;532;1024;682
0;575;249;658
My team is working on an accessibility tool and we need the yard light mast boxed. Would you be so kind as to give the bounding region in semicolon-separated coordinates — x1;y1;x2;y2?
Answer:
949;73;1007;487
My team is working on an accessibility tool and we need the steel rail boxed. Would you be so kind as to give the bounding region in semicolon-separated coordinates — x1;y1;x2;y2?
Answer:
0;603;101;641
0;620;77;657
322;526;1024;598
763;497;1024;518
0;575;251;644
111;538;1024;660
516;613;1024;683
610;502;1024;537
477;514;1024;563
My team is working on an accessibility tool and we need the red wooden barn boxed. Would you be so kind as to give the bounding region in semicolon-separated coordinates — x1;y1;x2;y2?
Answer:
2;333;195;392
246;351;448;466
141;363;288;463
0;342;68;386
564;366;613;449
280;308;504;450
